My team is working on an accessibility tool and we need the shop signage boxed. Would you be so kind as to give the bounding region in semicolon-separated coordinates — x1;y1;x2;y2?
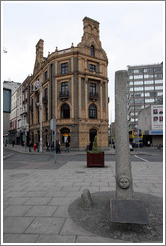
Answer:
149;130;163;135
151;105;163;130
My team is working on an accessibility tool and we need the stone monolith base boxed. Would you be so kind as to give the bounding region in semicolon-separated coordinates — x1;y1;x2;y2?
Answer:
69;191;163;243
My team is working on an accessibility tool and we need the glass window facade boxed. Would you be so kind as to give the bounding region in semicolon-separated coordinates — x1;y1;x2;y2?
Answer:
61;103;70;118
134;87;143;91
89;64;96;72
61;63;68;74
134;74;143;79
145;86;154;90
144;80;154;84
89;104;97;119
3;88;11;113
134;81;143;85
155;80;163;84
144;74;153;78
155;86;163;90
128;63;163;129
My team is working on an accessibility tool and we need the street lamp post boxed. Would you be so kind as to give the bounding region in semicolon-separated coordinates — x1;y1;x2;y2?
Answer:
34;79;42;153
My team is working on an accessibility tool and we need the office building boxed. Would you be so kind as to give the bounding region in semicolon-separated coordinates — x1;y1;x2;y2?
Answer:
127;63;163;130
3;81;21;143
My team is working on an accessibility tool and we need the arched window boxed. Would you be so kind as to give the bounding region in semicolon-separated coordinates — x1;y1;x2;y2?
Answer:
89;104;97;119
61;103;70;119
90;45;95;56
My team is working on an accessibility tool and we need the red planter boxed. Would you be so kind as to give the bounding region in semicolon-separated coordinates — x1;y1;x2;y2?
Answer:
87;152;105;167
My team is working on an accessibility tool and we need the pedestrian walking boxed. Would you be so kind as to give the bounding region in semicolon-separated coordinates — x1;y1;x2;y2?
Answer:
59;140;61;153
51;142;54;154
12;140;15;147
56;140;61;153
5;140;7;147
36;143;39;152
65;140;70;153
89;141;93;151
33;143;37;151
29;141;32;152
46;141;50;151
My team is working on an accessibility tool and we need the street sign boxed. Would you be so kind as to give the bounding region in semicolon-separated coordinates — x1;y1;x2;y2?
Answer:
50;118;56;130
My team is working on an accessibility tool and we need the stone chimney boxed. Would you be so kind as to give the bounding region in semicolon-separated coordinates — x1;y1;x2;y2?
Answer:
33;39;44;74
82;17;100;40
36;39;44;61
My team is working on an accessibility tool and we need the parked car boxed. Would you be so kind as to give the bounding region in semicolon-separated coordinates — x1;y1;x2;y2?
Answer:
129;144;133;151
113;143;134;151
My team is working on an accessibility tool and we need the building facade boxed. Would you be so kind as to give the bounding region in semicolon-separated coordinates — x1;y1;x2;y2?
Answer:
127;63;163;130
29;17;109;150
16;76;31;145
8;77;30;145
138;105;163;146
9;90;18;143
3;81;21;143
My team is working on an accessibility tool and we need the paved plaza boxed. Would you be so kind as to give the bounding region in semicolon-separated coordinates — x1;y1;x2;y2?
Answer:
3;147;163;244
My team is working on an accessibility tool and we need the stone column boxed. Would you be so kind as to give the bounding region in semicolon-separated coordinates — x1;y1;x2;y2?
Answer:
100;82;103;119
115;70;133;199
85;77;88;119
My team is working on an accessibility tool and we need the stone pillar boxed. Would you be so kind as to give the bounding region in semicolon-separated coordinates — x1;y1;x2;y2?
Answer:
85;77;88;119
100;82;103;119
115;70;133;199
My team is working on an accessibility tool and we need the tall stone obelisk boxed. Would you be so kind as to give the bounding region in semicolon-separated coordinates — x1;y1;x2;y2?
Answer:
115;70;133;199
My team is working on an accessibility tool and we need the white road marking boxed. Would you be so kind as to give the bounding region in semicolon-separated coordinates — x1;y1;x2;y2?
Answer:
134;155;149;162
3;154;13;159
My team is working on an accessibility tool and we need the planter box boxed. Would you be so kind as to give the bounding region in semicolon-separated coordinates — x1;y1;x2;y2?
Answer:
87;152;104;167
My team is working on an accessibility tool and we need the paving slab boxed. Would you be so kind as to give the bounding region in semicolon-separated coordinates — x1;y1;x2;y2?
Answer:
48;197;75;206
3;205;31;216
3;217;35;233
76;235;129;244
3;233;39;243
25;217;65;234
36;235;76;243
60;218;94;236
24;197;52;206
25;205;58;217
53;205;70;218
4;191;29;197
4;197;30;205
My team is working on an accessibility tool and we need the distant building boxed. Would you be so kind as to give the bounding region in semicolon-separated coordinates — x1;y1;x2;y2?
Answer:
3;81;21;143
109;122;115;147
16;76;31;145
8;76;31;145
9;90;18;144
3;80;21;94
28;17;109;150
138;105;163;146
127;63;163;130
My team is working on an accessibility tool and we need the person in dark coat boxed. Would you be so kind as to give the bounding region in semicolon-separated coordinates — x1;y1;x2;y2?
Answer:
65;140;70;153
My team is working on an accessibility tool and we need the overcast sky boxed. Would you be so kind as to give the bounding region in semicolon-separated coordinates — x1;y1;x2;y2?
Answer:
1;1;164;122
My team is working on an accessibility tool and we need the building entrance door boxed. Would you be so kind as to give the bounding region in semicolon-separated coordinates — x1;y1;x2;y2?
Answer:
89;129;97;150
60;128;70;144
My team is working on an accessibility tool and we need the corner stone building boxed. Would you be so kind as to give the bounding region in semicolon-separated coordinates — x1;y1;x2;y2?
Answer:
29;17;109;151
